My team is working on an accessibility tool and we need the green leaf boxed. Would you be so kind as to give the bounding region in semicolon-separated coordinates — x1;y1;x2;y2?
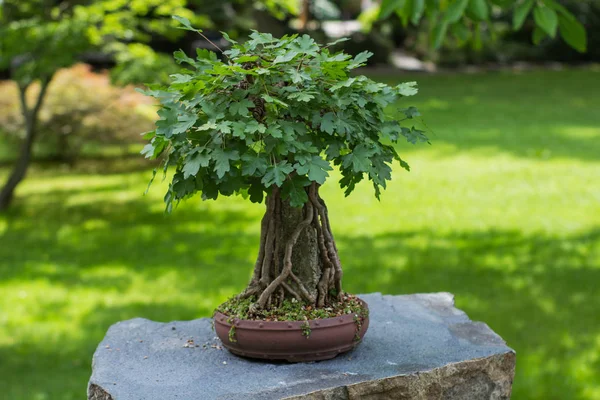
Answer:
402;127;430;144
172;16;202;33
262;94;289;108
325;37;350;47
229;99;254;116
411;0;425;24
451;22;471;44
330;77;356;91
403;106;421;118
396;81;419;96
513;0;535;30
248;182;264;203
266;125;283;138
248;31;276;45
236;55;258;63
431;20;449;49
444;0;469;24
532;25;547;45
220;31;238;44
348;51;373;69
274;50;299;64
396;0;412;25
183;151;211;178
282;177;310;207
558;15;587;53
173;113;197;135
468;0;489;21
379;0;407;19
212;149;239;179
533;6;558;38
288;92;315;102
294;156;333;185
291;35;319;54
241;153;268;176
320;112;336;134
344;144;377;173
230;121;246;138
141;144;155;159
173;50;195;65
244;120;266;134
262;161;294;187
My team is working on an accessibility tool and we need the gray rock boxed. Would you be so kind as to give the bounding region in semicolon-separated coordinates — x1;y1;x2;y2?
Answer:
88;293;515;400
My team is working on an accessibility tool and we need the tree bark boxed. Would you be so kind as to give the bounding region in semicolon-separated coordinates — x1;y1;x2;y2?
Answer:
0;80;50;211
239;182;343;312
299;0;311;32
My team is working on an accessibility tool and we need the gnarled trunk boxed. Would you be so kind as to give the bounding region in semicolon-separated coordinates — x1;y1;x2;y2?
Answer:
239;182;343;312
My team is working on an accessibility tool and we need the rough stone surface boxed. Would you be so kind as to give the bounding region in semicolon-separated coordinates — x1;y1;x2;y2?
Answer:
88;293;515;400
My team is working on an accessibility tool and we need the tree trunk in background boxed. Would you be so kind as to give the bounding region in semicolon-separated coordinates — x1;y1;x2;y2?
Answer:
238;183;344;312
299;0;311;32
0;80;50;211
0;124;36;210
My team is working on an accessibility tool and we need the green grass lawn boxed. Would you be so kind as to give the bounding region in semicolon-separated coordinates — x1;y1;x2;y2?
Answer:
1;68;599;399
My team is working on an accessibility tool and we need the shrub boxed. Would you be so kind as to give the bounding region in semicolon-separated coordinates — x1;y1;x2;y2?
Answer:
0;64;156;163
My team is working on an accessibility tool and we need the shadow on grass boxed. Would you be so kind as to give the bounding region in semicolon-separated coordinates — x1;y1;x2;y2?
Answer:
1;190;598;399
0;194;261;399
339;228;600;400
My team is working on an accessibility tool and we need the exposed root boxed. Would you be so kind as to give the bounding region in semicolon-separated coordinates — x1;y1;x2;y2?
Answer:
281;281;303;302
289;272;315;304
310;184;343;299
317;267;330;308
248;192;273;285
253;201;314;310
259;214;276;286
235;283;262;301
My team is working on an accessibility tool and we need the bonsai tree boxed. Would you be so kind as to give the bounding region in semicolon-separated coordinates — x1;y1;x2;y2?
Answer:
141;18;428;313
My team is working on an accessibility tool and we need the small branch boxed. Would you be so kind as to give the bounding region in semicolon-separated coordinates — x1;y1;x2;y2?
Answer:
17;83;32;123
198;32;226;56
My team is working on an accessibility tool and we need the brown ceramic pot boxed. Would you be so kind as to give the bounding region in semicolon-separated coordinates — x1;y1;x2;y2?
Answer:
213;299;369;362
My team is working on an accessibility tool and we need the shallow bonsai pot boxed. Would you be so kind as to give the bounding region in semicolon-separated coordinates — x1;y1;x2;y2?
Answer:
213;299;369;362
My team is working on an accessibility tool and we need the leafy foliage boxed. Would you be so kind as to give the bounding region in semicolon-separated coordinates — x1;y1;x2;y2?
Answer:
377;0;587;52
142;20;425;210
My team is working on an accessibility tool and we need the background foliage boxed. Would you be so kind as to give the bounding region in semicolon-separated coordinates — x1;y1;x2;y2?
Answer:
0;64;155;163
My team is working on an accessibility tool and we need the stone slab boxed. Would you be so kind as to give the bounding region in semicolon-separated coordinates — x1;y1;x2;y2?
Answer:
88;293;515;400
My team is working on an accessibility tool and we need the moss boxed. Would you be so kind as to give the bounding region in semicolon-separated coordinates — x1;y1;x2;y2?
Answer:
228;325;237;343
300;320;311;338
216;292;368;322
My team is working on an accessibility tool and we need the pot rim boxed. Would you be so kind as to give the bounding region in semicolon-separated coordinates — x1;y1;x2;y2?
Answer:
213;297;369;330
